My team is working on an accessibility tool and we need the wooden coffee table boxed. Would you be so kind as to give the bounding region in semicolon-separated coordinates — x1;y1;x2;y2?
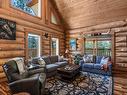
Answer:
57;64;80;80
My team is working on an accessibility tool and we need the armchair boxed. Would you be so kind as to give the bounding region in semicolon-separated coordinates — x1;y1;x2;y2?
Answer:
2;58;46;95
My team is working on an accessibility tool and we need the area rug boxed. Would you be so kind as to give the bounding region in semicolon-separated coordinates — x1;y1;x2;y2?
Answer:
45;72;113;95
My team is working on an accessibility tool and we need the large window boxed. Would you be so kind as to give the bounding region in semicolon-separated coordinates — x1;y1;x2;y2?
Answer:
28;34;41;59
97;41;111;56
51;12;58;25
11;0;41;17
85;40;111;56
85;41;94;55
51;38;59;55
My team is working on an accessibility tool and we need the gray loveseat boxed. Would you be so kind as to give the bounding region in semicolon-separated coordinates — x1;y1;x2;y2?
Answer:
32;56;68;78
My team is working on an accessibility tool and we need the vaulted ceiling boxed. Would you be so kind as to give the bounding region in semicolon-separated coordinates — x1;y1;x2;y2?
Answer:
53;0;127;30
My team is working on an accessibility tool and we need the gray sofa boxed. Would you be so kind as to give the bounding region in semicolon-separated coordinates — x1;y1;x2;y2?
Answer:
32;56;68;78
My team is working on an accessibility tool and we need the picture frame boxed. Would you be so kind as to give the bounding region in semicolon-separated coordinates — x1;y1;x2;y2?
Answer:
0;18;16;40
69;38;77;50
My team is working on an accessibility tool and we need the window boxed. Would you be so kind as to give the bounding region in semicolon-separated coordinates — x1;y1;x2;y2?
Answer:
97;41;111;56
28;34;41;59
85;40;111;56
11;0;41;17
51;38;59;55
85;41;94;55
51;12;58;24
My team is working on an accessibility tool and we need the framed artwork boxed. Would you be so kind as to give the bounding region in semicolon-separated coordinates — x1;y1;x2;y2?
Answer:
0;18;16;40
69;38;77;50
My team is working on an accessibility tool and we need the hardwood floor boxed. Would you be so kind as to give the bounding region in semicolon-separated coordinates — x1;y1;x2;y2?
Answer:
0;82;11;95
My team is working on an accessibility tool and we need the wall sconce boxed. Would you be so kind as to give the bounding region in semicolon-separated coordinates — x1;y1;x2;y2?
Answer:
44;33;48;38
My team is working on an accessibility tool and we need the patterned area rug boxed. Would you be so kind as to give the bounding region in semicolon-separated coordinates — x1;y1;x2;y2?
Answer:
45;72;113;95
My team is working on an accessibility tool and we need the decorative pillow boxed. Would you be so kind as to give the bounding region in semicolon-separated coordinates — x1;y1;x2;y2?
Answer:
101;63;108;71
38;58;46;65
100;56;109;65
32;57;41;64
58;55;64;62
42;56;51;64
13;58;26;75
50;56;58;63
83;54;93;63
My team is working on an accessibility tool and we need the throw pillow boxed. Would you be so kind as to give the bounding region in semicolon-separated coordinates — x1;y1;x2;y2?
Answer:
58;55;64;62
83;54;93;63
13;58;26;75
38;58;46;65
101;63;108;71
42;56;51;64
100;56;109;65
50;56;58;63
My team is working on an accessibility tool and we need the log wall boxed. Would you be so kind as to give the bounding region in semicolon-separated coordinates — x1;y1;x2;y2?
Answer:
66;20;127;94
0;0;65;82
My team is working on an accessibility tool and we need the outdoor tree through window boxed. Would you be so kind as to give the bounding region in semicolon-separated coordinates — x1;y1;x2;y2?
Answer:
11;0;41;17
28;34;41;59
85;39;111;56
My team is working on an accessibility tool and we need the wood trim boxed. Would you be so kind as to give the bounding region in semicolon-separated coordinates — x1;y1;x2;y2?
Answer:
0;2;63;32
111;32;115;66
25;32;28;63
43;0;47;24
0;0;2;8
67;20;127;34
49;5;61;26
48;0;63;29
25;31;43;61
9;0;42;19
45;0;49;24
0;13;64;34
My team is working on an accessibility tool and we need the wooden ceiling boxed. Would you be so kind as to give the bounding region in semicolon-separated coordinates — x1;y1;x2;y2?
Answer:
53;0;127;30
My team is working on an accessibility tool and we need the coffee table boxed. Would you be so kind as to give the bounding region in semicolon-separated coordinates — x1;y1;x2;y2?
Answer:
57;64;80;81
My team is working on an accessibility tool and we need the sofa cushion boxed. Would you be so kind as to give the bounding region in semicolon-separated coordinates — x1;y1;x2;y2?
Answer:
83;55;94;63
96;56;103;64
93;64;102;70
55;61;67;67
83;63;94;68
42;56;51;64
100;56;109;65
50;56;58;63
46;64;58;72
58;56;64;62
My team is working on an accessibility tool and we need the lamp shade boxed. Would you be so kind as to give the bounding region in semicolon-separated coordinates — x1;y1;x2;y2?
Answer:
65;49;69;53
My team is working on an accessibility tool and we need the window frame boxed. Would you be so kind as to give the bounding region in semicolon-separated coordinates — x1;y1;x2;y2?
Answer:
49;3;61;26
9;0;42;19
51;38;59;56
28;33;41;59
85;39;112;56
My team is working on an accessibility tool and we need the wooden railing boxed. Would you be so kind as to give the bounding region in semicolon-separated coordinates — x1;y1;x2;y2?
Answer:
85;49;111;56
